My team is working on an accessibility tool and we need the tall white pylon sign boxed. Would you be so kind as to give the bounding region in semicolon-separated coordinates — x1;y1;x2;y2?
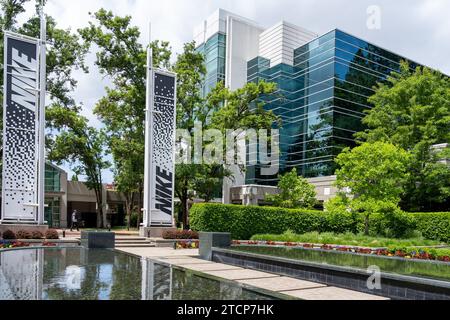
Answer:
142;25;177;231
1;8;46;224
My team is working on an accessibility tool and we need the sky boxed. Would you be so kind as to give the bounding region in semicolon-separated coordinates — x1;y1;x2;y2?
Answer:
16;0;450;183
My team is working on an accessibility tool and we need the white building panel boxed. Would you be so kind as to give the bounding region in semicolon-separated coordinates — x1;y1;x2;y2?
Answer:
225;16;264;90
259;21;317;66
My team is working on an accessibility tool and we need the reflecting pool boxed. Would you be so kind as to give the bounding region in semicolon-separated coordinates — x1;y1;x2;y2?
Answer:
0;248;279;300
230;246;450;282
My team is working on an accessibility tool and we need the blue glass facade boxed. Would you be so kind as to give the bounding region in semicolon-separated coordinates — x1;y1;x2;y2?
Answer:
196;33;227;97
246;29;418;185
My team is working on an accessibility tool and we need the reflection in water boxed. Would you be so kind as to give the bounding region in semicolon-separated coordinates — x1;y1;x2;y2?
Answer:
0;248;273;300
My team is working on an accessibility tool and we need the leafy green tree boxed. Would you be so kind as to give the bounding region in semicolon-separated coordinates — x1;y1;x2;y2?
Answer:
335;142;411;234
173;41;228;228
113;158;139;230
356;62;450;211
265;168;317;209
46;106;110;228
209;81;280;132
0;0;88;145
79;9;172;225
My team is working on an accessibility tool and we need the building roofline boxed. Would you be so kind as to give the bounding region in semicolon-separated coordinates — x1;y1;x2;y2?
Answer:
45;161;67;174
315;28;449;76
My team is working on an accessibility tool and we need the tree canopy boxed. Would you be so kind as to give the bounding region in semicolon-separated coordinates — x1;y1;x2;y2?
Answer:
356;62;450;211
266;168;317;209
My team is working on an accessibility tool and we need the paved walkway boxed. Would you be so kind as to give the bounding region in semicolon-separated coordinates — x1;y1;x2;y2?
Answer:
117;247;389;300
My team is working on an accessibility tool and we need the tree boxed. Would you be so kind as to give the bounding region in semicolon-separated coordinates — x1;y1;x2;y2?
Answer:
46;106;110;228
209;81;280;132
173;41;206;227
80;9;172;226
265;168;317;209
0;0;88;148
335;142;411;234
356;62;450;211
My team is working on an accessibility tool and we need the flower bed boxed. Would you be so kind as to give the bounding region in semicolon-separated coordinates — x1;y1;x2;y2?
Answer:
174;239;199;250
231;240;450;262
0;241;30;249
0;240;59;249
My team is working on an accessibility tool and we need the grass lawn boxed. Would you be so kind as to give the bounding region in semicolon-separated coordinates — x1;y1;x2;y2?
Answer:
250;231;446;248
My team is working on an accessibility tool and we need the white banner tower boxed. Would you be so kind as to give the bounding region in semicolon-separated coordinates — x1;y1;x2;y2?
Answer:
140;25;177;238
1;6;46;227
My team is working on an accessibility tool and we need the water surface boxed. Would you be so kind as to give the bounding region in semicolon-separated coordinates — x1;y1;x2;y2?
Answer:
231;245;450;281
0;247;278;300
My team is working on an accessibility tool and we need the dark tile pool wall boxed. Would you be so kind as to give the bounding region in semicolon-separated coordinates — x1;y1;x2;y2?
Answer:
212;249;450;300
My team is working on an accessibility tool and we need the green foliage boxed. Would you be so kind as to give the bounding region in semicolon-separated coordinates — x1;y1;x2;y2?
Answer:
209;81;280;132
172;41;227;227
356;62;450;211
250;231;442;248
128;212;139;228
411;212;450;243
190;203;351;240
336;142;411;204
265;168;317;209
47;106;110;228
190;203;450;242
79;9;172;221
334;142;411;235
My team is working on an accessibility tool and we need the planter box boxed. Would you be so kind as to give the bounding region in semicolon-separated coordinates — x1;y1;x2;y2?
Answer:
199;232;231;261
81;231;115;249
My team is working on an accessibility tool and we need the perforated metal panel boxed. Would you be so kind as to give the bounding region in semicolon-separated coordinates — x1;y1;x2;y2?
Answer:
150;71;176;226
1;34;39;221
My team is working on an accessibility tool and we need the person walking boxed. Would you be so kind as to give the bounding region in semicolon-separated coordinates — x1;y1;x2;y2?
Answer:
70;210;79;231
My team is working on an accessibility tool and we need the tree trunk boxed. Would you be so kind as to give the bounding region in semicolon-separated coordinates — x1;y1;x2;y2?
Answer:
125;193;131;231
365;214;370;236
182;189;189;230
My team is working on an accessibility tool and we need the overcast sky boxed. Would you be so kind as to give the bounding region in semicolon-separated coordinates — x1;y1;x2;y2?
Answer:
17;0;450;183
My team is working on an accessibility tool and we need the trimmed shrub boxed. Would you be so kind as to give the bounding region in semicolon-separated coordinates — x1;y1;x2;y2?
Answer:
190;203;340;240
2;229;16;240
16;230;32;239
45;229;59;240
190;203;450;242
411;212;450;243
162;230;199;239
31;231;44;239
362;210;417;238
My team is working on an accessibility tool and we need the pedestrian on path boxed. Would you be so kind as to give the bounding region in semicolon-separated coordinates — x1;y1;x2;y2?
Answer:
70;210;79;231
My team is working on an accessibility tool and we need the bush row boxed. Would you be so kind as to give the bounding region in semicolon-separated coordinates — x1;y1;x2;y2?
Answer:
162;229;199;240
189;203;449;242
1;229;59;240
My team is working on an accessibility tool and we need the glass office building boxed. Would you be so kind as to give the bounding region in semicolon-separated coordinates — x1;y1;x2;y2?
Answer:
44;163;63;227
246;29;418;185
196;33;227;97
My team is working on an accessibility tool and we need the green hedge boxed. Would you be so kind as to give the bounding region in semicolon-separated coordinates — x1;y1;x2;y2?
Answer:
189;203;449;242
411;212;450;243
190;203;360;240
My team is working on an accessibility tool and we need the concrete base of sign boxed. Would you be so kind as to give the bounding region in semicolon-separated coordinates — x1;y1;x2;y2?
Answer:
199;232;231;261
0;224;48;237
139;226;177;238
80;231;115;249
